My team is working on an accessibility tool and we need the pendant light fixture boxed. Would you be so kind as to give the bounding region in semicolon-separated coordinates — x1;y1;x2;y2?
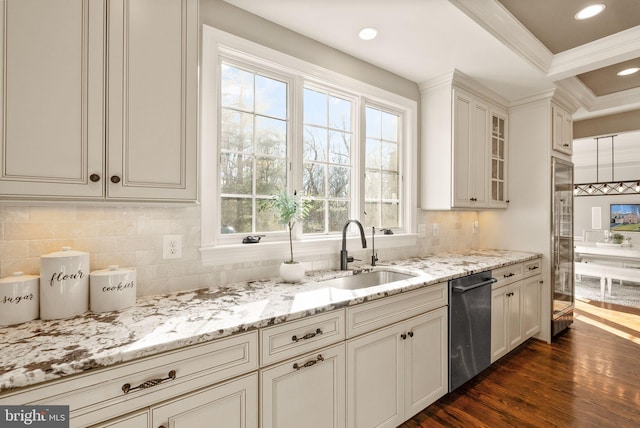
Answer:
574;134;640;196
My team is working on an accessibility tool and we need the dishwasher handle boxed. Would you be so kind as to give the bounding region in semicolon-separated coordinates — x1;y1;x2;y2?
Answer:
452;277;497;293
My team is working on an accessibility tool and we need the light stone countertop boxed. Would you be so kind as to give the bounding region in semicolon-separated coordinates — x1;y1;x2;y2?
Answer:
0;249;541;393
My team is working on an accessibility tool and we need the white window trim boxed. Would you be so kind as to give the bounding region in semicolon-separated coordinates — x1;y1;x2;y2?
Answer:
200;25;417;266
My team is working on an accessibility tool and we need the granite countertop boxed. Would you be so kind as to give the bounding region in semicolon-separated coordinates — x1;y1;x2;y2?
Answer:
0;249;541;393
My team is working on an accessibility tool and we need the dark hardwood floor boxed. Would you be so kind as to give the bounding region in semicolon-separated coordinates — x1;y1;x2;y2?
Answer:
401;299;640;428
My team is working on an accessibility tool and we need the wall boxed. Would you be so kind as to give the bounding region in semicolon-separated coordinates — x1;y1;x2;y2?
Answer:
573;131;640;241
0;205;478;297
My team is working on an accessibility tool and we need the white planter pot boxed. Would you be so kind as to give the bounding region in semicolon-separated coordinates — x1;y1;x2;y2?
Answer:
280;261;305;283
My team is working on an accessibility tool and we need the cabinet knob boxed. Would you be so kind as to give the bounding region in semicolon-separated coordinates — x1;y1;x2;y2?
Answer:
408;331;414;338
89;174;100;182
110;175;121;184
401;333;407;340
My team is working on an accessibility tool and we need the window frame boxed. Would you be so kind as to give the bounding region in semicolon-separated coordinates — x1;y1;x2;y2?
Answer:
201;26;417;266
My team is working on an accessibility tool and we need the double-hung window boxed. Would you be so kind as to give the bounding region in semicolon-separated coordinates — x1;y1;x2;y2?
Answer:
201;27;417;263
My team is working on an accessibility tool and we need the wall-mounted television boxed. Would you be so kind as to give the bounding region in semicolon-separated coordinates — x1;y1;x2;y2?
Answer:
610;204;640;232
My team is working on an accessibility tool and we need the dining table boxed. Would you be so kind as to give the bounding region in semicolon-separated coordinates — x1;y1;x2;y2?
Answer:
574;241;640;268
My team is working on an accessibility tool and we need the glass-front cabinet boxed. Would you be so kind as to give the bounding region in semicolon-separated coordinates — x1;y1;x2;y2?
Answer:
551;157;574;337
490;111;508;207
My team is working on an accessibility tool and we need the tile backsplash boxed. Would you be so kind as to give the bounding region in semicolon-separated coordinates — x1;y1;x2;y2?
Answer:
0;205;479;297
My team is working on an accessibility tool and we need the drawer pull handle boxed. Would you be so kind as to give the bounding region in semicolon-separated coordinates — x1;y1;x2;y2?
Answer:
528;265;539;271
293;354;324;371
292;328;323;343
504;272;515;278
122;370;176;394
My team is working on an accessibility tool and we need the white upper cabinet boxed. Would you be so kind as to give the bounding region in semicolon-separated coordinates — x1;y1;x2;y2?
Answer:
0;0;197;202
0;0;105;198
452;88;489;208
107;0;197;201
420;72;508;210
551;103;573;156
489;109;509;207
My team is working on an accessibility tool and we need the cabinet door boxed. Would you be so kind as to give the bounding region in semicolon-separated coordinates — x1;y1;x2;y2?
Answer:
261;343;345;428
489;111;508;208
471;101;489;206
452;89;488;207
522;276;542;338
452;90;473;207
107;0;197;201
507;282;523;349
347;324;403;428
490;286;508;363
403;308;448;418
552;105;572;155
0;0;105;199
151;373;258;428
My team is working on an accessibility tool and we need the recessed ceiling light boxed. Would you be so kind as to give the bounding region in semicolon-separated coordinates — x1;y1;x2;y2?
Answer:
617;67;640;76
358;27;378;41
574;4;606;20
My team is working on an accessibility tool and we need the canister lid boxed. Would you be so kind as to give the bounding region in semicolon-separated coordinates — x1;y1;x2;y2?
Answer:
90;266;136;276
0;272;39;283
41;246;89;258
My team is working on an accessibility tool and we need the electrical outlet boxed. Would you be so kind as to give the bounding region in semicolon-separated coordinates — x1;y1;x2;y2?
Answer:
472;220;479;234
163;235;182;259
418;224;426;237
432;223;439;237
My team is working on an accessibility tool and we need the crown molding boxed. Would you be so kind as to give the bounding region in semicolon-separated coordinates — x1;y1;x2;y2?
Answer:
448;0;553;73
548;26;640;81
419;69;509;107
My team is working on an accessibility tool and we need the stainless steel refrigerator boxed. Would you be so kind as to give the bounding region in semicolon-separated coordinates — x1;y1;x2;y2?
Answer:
551;157;574;337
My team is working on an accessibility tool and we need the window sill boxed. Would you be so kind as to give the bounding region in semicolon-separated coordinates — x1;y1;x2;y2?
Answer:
200;233;417;267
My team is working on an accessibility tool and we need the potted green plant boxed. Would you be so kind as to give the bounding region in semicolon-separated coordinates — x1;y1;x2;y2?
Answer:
261;190;311;282
611;232;625;244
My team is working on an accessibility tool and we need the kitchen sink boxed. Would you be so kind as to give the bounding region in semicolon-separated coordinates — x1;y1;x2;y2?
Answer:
318;269;416;290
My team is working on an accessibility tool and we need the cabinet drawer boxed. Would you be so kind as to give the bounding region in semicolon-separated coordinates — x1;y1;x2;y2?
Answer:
523;259;542;278
260;310;345;366
492;263;524;289
346;283;447;338
2;331;258;428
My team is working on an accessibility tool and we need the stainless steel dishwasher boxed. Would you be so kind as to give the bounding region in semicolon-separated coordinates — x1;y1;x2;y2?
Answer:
448;271;496;392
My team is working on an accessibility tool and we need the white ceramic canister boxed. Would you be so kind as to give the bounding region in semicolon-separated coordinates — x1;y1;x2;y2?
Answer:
90;265;136;313
40;247;90;320
0;272;39;326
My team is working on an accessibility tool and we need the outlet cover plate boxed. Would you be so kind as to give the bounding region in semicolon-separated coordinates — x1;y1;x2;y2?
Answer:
163;235;182;259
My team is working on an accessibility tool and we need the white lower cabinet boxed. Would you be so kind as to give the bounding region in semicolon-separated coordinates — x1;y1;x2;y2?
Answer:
491;272;542;362
346;307;448;428
522;275;542;338
151;373;258;428
260;343;345;428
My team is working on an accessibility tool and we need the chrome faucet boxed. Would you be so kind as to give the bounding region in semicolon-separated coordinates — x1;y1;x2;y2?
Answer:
340;219;367;270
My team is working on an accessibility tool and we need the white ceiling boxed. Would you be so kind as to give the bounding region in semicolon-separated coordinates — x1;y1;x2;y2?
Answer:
224;0;640;120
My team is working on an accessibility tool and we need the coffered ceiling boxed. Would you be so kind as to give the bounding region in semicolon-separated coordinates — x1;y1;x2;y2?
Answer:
223;0;640;120
497;0;640;100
